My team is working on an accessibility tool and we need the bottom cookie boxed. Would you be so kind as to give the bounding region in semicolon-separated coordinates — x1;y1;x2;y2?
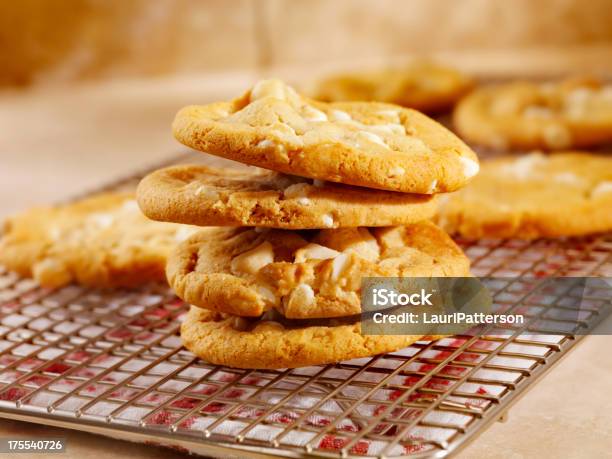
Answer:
181;306;441;369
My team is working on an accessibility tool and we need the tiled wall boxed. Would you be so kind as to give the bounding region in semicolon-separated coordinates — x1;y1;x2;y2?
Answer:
2;0;612;86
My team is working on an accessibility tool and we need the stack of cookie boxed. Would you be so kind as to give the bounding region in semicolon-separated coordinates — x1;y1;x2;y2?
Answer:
137;79;479;369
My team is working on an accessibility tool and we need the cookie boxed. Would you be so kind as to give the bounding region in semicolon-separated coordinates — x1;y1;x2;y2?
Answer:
453;78;612;150
173;79;479;194
137;164;437;229
310;62;473;114
0;193;199;288
181;306;441;369
437;152;612;239
167;222;470;319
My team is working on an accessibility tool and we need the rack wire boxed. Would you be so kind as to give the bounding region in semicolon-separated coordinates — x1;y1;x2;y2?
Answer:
0;151;610;458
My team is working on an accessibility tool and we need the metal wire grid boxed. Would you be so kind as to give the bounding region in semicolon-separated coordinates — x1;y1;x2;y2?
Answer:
0;154;609;458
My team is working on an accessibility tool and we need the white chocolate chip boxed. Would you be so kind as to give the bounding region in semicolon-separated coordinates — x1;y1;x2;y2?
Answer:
174;226;197;242
371;123;405;135
194;186;220;200
427;179;438;193
523;106;553;118
329;109;352;122
257;285;278;304
286;284;315;310
377;110;401;122
120;200;140;213
388;166;405;177
283;183;310;199
553;173;582;185
459;156;480;179
251;79;286;101
321;214;334;227
230;241;274;276
592;181;612;197
565;88;593;106
294;243;340;263
89;213;114;229
542;124;572;149
271;123;300;141
331;253;351;281
257;139;276;149
297;197;311;206
501;152;546;179
48;227;62;241
358;131;388;148
302;105;328;122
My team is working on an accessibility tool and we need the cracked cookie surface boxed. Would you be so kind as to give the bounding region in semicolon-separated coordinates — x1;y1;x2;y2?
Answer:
167;222;470;319
453;78;612;150
173;79;478;194
310;62;473;114
137;164;437;229
181;306;441;369
0;193;200;288
437;152;612;239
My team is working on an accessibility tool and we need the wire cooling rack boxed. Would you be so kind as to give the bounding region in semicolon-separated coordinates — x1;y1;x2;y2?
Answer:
0;152;610;459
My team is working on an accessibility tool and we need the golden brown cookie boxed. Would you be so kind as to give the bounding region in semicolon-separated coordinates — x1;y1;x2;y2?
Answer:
453;78;612;150
167;222;470;319
181;306;440;369
310;62;473;114
0;193;200;288
137;164;437;229
437;152;612;239
173;79;479;194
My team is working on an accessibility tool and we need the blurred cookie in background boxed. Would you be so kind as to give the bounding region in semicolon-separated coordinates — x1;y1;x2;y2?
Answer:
309;62;473;114
0;193;200;288
437;152;612;239
453;78;612;151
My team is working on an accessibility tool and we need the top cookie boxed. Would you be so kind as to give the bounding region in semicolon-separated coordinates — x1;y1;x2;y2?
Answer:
453;78;612;150
0;193;199;288
137;164;437;229
437;152;612;239
310;62;473;114
173;79;479;194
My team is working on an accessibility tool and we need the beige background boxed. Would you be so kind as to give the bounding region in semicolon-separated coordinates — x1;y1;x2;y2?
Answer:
2;0;612;86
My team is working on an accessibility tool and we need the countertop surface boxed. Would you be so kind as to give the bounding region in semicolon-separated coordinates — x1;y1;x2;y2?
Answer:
0;75;611;458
